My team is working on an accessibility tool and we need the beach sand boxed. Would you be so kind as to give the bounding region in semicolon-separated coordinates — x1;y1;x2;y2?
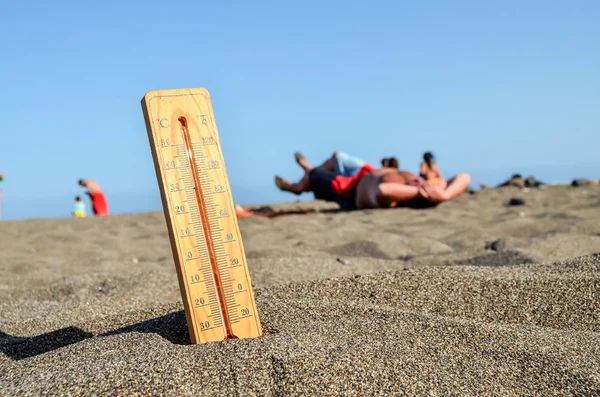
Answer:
1;185;599;395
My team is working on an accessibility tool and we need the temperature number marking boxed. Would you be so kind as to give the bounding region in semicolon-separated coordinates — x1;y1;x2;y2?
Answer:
181;228;192;236
170;183;182;192
200;321;210;330
175;205;186;214
195;298;206;306
165;160;177;169
202;137;214;144
208;160;220;169
190;274;202;283
161;138;171;147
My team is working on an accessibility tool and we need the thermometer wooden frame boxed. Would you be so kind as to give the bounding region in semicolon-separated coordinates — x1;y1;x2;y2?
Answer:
141;88;262;344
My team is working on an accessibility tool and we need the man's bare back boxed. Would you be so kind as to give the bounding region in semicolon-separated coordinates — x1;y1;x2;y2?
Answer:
79;179;102;194
356;168;471;210
355;168;420;209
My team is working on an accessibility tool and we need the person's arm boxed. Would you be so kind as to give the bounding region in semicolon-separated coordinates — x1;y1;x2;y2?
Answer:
378;182;421;204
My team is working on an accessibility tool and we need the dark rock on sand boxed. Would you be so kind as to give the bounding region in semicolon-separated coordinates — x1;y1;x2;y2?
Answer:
498;174;544;188
525;176;544;187
571;178;598;187
498;174;525;188
485;239;505;252
508;197;526;206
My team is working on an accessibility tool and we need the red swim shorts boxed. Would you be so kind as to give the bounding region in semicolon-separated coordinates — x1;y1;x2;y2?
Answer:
91;192;109;216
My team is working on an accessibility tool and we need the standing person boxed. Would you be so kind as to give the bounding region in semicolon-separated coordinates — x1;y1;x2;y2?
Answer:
72;196;86;218
79;179;109;216
420;152;442;184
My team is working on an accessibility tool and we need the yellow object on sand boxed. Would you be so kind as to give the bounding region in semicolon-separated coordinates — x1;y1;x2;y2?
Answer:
73;210;86;218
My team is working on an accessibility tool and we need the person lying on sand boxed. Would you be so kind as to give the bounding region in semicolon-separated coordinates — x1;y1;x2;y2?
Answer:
355;168;471;209
275;151;375;209
275;151;369;194
79;179;109;216
275;151;470;210
276;151;400;196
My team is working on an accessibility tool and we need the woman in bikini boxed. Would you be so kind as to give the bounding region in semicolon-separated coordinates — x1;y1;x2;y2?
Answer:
420;152;443;185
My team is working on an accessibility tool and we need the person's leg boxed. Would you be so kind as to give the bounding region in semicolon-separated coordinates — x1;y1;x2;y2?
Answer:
317;152;339;173
333;152;366;177
294;152;314;173
295;151;366;176
275;172;311;195
444;173;471;200
300;151;337;173
419;173;471;202
308;167;350;207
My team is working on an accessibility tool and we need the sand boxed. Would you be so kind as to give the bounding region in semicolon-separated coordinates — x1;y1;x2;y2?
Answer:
1;184;599;395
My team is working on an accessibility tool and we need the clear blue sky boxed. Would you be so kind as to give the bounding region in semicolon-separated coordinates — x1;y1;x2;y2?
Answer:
1;0;598;219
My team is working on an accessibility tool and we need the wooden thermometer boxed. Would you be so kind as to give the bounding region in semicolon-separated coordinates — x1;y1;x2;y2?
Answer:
141;88;262;344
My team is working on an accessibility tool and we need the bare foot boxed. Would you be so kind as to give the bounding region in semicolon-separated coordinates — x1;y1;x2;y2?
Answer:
274;175;288;190
294;152;305;164
294;152;313;172
274;176;301;195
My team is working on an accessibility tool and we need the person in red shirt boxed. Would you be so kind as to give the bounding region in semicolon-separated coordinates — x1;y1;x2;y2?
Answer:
274;151;378;209
78;179;109;216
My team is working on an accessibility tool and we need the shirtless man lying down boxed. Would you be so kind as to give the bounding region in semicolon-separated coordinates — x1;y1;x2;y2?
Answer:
355;168;471;209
